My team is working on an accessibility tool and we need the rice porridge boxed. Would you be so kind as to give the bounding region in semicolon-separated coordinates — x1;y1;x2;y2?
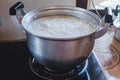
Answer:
27;15;95;38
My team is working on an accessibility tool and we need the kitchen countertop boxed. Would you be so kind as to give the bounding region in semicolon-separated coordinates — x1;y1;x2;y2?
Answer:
94;26;120;80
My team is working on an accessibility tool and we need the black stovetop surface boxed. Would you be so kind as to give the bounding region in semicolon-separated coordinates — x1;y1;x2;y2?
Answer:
0;41;106;80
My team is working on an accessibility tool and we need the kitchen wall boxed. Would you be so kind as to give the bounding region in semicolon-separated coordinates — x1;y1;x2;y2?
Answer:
21;0;76;12
88;0;120;9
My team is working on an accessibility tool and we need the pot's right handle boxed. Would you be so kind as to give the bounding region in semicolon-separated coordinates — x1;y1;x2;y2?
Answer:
95;7;113;39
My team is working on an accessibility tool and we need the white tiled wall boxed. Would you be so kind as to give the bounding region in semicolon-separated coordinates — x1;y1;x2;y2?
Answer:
89;0;120;9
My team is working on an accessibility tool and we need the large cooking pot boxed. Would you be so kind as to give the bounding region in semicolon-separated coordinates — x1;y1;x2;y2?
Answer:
9;2;112;73
113;5;120;41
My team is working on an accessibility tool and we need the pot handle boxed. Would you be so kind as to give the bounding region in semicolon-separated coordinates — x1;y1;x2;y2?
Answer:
9;2;25;32
95;7;113;39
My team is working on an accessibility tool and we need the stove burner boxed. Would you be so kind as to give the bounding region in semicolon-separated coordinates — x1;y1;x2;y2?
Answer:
29;57;90;80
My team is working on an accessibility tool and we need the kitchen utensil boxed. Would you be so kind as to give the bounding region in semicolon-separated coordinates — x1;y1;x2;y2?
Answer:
9;2;112;73
113;5;120;41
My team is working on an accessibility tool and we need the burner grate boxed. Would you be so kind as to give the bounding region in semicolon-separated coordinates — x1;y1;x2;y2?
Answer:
28;57;90;80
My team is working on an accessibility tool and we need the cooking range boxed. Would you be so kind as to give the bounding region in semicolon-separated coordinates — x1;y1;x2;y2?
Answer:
28;52;106;80
0;42;106;80
1;1;112;80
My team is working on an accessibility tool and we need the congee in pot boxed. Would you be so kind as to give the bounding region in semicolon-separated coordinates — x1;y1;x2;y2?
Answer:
27;15;95;38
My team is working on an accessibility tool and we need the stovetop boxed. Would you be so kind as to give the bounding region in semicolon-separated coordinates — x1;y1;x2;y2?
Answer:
0;41;106;80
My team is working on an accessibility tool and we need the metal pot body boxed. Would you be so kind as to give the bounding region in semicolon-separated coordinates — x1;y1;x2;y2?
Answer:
27;32;95;72
114;28;120;41
22;7;101;73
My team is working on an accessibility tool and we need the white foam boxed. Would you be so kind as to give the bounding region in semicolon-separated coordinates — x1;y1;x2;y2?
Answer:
27;15;95;38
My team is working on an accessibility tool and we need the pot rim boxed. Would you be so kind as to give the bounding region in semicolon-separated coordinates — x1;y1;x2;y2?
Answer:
22;6;100;40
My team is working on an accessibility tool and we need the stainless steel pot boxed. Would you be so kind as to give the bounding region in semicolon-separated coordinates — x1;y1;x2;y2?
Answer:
113;5;120;41
114;18;120;41
9;2;112;73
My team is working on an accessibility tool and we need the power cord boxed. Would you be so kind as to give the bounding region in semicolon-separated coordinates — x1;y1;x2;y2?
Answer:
91;0;103;19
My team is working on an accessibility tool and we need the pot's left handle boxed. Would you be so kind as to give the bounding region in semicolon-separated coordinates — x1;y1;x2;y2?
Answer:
9;1;26;32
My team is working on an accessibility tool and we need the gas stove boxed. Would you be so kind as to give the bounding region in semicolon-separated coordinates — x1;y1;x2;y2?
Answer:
0;41;106;80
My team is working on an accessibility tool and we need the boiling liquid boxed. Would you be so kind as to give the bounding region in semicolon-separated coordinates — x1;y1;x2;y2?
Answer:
28;15;95;38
